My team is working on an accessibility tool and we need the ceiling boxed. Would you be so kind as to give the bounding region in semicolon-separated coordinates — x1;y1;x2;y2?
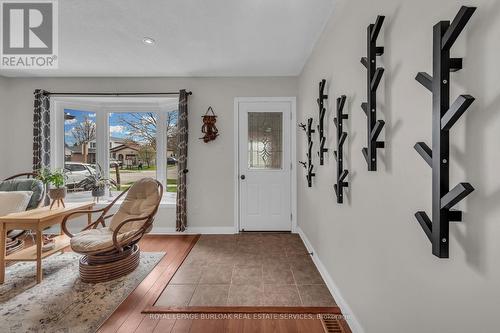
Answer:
0;0;335;77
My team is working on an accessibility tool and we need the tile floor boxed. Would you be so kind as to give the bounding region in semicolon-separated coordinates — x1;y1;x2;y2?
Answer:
155;233;336;307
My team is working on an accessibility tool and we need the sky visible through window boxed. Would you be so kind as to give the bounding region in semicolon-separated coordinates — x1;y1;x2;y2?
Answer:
64;109;178;145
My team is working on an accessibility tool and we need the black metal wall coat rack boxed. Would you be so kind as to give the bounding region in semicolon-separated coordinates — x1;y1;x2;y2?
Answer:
317;79;328;165
333;95;348;203
361;15;385;171
299;118;316;187
414;6;476;258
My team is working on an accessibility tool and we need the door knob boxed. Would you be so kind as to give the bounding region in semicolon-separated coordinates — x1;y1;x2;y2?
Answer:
240;175;246;180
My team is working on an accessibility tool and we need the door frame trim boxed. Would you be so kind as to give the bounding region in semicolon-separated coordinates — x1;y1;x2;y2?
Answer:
233;97;297;233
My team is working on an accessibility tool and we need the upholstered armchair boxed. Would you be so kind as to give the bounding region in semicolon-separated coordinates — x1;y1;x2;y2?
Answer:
61;178;163;283
1;173;45;254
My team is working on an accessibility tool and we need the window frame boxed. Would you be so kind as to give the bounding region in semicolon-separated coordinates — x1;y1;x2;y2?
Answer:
50;97;178;201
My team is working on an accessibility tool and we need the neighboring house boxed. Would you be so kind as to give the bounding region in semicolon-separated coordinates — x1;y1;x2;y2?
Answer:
66;136;176;166
65;137;127;163
110;142;142;167
167;135;177;157
65;144;96;163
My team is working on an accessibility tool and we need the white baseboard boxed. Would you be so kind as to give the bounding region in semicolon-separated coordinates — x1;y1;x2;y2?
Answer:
151;226;236;234
297;227;364;333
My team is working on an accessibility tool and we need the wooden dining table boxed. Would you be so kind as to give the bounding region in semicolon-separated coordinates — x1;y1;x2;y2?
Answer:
0;202;94;284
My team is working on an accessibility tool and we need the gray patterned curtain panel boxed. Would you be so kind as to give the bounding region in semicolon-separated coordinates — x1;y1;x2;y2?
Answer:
33;89;51;172
176;90;190;232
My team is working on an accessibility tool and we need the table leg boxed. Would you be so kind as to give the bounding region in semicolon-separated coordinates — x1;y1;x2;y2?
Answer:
59;219;65;254
87;212;92;225
36;229;42;283
0;223;6;284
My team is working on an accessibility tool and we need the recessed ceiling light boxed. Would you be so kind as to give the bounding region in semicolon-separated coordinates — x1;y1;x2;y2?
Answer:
142;37;155;45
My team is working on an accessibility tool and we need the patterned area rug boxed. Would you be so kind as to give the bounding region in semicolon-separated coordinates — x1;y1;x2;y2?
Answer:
0;252;164;333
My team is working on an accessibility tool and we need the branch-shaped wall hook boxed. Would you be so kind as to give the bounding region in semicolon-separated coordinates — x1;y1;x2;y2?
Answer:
317;107;327;140
307;117;316;142
306;164;316;188
317;79;328;109
318;137;328;165
317;79;329;165
299;117;316;188
360;15;385;171
333;95;349;203
414;6;476;258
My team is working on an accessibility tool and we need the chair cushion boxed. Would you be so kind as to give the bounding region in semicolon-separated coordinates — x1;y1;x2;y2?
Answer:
0;191;33;216
0;179;44;209
70;227;137;253
109;178;160;233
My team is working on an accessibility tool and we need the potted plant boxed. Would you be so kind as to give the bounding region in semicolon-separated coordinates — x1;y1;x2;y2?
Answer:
77;164;117;200
36;168;67;208
47;169;67;209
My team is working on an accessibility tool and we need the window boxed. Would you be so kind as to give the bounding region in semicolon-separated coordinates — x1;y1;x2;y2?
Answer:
52;97;179;204
109;112;158;192
247;112;283;169
64;109;97;196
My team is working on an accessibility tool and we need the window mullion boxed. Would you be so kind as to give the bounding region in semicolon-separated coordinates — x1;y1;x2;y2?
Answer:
96;106;108;177
157;111;167;189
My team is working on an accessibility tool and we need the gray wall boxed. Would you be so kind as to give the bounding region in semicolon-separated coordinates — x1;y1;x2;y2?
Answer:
0;77;297;231
297;0;500;332
0;76;6;168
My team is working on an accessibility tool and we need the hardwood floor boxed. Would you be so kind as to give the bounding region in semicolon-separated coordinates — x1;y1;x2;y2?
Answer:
95;235;350;333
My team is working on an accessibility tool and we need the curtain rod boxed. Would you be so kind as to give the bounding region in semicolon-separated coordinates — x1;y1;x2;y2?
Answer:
45;92;192;96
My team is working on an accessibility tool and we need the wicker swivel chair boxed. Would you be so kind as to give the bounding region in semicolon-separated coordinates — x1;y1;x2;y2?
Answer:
61;178;163;283
1;173;45;255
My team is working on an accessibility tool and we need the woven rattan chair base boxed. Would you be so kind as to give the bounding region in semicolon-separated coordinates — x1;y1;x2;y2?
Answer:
6;239;24;256
79;244;140;283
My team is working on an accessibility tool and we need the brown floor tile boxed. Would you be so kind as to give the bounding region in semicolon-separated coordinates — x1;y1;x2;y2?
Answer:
261;253;290;266
155;234;335;309
212;249;238;264
170;263;203;284
233;253;263;266
297;284;336;306
236;243;262;255
261;284;302;306
199;264;234;284
286;253;314;265
263;263;295;284
291;261;324;285
285;244;310;256
232;265;262;286
189;284;229;306
227;284;263;306
183;251;211;266
155;284;196;306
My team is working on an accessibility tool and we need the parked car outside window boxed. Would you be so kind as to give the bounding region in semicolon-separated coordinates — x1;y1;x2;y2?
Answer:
64;162;96;188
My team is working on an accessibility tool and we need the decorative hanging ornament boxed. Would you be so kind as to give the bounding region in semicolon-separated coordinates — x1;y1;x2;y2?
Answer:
200;106;219;143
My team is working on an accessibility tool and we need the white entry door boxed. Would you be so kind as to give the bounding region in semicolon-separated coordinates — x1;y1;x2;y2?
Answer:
238;100;292;231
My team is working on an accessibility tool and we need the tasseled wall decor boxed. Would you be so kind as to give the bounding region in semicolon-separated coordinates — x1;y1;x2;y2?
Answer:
200;106;218;143
414;6;476;258
333;95;348;204
360;15;385;171
299;118;316;187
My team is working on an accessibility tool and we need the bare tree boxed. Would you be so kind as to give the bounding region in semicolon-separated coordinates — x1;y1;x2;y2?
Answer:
117;112;178;149
72;117;96;163
138;144;156;168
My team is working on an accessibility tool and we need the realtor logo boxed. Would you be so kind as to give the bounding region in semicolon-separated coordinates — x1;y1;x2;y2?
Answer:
0;0;58;69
